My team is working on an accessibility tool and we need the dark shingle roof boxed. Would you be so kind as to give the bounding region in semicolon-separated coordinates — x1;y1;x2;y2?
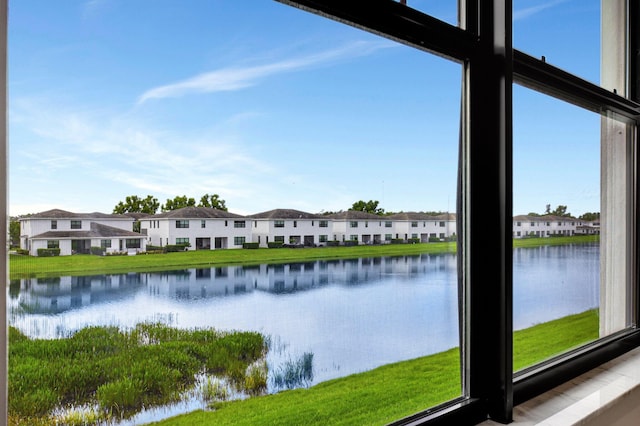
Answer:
248;209;322;220
26;209;133;220
152;207;244;219
31;222;143;239
326;211;382;220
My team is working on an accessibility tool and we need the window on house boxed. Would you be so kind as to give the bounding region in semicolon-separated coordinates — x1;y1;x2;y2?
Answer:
293;221;297;228
234;221;246;228
100;240;111;249
70;220;81;229
47;240;59;249
385;234;392;241
126;239;141;249
201;220;206;228
319;220;328;228
349;221;358;228
349;235;358;241
175;238;189;246
439;221;445;227
319;235;328;242
51;220;57;229
176;220;189;229
274;236;284;243
385;221;392;228
411;221;418;227
274;220;285;228
234;236;245;246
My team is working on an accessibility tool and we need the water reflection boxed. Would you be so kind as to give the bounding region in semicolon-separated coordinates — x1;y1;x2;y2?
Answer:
10;254;452;316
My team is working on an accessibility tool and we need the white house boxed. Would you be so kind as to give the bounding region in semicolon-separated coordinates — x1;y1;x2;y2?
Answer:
248;209;328;247
140;206;251;250
326;211;389;244
512;214;587;238
386;212;457;242
19;209;146;256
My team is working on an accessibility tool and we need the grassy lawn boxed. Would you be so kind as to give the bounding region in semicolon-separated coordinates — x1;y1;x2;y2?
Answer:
149;309;598;426
9;235;598;280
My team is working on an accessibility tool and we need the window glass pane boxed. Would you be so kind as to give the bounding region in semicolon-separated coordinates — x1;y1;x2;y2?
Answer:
9;1;462;424
513;0;600;86
402;0;458;27
513;84;635;371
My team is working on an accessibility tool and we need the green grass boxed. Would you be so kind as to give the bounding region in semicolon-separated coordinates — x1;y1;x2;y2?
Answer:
151;309;599;426
8;324;267;426
9;235;598;279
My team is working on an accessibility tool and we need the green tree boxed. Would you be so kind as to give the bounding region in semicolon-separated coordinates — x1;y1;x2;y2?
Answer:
549;205;571;217
349;200;385;215
113;195;159;214
198;193;228;211
579;212;600;221
9;218;20;248
161;195;196;212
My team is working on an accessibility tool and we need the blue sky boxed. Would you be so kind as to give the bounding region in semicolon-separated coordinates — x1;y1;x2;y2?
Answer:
9;0;601;217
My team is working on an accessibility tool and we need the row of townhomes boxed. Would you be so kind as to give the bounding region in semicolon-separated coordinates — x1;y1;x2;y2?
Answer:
19;208;599;256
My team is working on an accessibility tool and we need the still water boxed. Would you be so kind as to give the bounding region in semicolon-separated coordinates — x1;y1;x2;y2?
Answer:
8;244;599;421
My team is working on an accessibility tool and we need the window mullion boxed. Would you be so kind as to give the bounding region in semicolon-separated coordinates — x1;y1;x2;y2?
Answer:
464;0;513;422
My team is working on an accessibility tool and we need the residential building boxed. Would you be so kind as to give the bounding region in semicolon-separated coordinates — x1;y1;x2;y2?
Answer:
248;208;325;247
19;209;146;256
140;206;250;250
325;210;387;244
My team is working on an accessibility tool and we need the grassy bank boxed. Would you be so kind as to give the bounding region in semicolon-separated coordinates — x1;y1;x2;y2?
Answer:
150;309;598;426
9;235;598;279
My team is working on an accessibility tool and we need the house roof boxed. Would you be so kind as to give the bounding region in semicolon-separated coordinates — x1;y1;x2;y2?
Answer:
326;210;382;220
248;208;323;219
513;214;577;222
152;206;244;219
23;209;133;221
31;222;144;240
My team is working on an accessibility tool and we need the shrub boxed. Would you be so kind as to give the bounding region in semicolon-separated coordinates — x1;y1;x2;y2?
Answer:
14;248;29;255
428;236;441;242
165;244;189;252
408;238;420;244
145;245;166;253
242;242;259;249
267;242;283;248
37;248;60;257
343;241;358;247
326;241;340;247
90;246;104;256
391;238;406;244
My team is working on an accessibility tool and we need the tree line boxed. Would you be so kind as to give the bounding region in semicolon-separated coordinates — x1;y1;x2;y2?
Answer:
112;194;227;214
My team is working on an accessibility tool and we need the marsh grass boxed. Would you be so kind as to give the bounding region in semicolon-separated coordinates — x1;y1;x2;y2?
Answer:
271;352;314;391
8;324;267;425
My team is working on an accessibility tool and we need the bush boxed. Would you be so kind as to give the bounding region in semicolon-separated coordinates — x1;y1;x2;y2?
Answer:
428;236;441;242
243;242;260;249
145;245;166;253
343;240;358;247
37;248;60;257
408;238;420;244
90;246;104;256
14;248;29;255
391;239;406;244
326;241;340;247
267;242;283;248
166;244;189;252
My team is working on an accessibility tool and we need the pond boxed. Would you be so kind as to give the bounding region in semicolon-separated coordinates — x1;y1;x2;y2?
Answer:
8;243;599;423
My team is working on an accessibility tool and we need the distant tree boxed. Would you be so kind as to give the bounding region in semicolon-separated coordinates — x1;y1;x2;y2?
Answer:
350;200;385;215
545;204;551;214
549;205;571;217
579;212;600;221
9;218;20;248
527;212;541;217
113;195;159;214
198;193;227;211
161;195;196;212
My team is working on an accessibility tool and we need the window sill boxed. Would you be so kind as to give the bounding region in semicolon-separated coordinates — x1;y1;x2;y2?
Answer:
479;346;640;425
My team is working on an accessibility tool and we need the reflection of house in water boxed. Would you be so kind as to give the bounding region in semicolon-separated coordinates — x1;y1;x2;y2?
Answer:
11;255;458;313
13;273;147;314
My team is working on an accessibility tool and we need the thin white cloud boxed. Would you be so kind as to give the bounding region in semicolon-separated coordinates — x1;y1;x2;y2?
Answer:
513;0;568;21
137;40;393;104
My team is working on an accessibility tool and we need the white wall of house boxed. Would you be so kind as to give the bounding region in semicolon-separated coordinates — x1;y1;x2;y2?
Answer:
251;218;331;247
142;218;252;250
